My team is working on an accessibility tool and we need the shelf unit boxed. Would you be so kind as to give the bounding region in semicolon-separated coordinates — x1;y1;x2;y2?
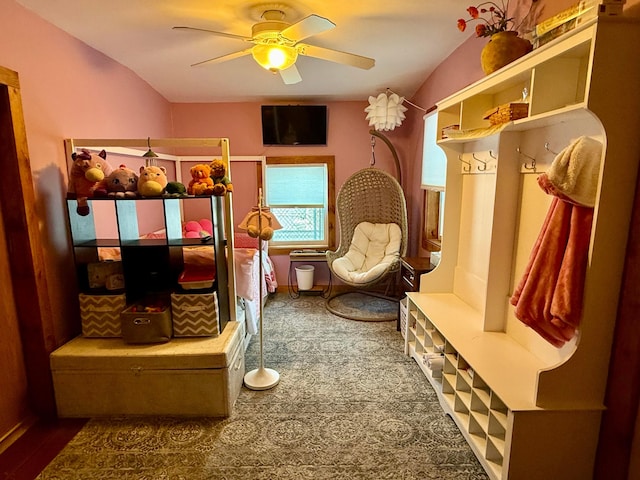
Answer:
406;16;640;480
64;138;237;331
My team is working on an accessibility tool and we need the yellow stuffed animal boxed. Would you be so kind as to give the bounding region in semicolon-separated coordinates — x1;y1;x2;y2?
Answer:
138;165;168;197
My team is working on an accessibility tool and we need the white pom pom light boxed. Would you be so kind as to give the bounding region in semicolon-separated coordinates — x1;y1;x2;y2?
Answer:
364;92;408;131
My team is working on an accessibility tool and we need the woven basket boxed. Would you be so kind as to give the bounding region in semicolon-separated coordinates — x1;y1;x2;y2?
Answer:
483;102;529;125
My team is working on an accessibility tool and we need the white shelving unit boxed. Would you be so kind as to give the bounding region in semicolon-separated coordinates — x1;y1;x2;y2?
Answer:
406;15;640;480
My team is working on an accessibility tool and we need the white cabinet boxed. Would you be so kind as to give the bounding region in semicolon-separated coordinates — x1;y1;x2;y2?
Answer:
405;16;640;480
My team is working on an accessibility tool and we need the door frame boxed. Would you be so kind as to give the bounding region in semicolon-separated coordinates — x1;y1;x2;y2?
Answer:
0;65;56;418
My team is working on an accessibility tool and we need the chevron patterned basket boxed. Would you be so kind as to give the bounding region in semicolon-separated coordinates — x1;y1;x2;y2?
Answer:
79;293;126;337
171;292;219;337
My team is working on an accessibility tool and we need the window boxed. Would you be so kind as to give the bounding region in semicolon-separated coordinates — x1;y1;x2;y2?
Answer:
422;188;444;252
265;156;335;250
421;108;445;252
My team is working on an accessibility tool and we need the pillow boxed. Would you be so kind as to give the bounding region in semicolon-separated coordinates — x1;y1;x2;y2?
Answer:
332;222;401;284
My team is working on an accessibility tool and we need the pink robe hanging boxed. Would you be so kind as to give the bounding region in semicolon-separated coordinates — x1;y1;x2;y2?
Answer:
510;136;602;347
510;193;593;347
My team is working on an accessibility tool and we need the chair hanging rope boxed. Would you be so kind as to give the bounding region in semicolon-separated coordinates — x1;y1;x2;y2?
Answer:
368;129;402;184
370;135;377;167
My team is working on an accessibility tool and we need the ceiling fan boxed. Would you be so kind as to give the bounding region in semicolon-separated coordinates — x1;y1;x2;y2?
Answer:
174;9;375;85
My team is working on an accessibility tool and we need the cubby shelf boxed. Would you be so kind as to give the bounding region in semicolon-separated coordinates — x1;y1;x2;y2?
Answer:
64;137;236;332
405;15;640;480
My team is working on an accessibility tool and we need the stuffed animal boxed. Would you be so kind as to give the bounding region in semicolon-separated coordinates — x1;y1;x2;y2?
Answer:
138;165;168;197
68;148;113;215
94;164;138;199
209;159;233;196
183;219;213;239
164;181;187;197
188;164;215;196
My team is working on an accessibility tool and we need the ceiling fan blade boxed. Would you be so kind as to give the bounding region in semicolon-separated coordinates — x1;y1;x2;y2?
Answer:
173;26;253;42
279;64;302;84
280;14;335;42
191;48;253;67
297;44;375;70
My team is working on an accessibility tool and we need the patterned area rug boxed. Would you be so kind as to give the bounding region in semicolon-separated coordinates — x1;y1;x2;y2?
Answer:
37;294;488;480
325;291;399;321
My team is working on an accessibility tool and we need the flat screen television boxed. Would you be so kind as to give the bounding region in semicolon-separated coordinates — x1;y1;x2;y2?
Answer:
261;105;327;146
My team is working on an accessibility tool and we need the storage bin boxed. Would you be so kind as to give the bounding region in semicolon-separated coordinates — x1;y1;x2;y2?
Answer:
120;304;172;344
87;260;124;291
79;293;126;338
50;321;245;417
171;292;219;337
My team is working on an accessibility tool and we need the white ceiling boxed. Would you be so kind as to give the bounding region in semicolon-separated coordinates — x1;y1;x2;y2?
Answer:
16;0;474;103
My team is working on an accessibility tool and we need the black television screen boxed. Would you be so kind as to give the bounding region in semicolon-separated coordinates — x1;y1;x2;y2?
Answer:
261;105;327;146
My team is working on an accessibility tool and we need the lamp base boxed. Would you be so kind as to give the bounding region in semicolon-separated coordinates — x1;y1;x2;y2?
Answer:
244;367;280;391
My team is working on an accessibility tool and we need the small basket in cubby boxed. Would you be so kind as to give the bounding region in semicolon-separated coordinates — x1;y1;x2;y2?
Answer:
483;102;529;125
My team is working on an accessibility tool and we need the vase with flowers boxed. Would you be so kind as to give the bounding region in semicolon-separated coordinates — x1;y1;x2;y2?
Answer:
458;1;533;75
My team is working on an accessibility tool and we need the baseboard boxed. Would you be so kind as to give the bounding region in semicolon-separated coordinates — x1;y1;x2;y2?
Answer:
0;415;38;455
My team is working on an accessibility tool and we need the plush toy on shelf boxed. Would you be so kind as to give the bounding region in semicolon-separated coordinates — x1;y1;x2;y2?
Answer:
187;164;215;196
68;148;114;216
93;164;138;199
183;218;213;239
210;159;233;196
138;165;168;197
164;181;188;197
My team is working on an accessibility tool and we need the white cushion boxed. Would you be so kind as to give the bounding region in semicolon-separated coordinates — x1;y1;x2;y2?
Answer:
332;222;401;284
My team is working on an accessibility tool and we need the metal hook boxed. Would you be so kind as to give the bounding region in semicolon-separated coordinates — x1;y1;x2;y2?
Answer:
473;152;488;171
516;146;536;171
544;142;559;155
370;135;377;166
458;154;471;173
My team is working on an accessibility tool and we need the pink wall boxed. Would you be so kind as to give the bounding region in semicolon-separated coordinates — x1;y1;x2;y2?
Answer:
0;0;173;343
170;101;408;285
3;0;639;341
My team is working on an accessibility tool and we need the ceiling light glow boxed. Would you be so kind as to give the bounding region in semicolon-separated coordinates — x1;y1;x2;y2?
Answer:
252;44;298;72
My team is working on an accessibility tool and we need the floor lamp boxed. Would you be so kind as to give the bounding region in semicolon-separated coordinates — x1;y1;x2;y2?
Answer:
238;189;282;390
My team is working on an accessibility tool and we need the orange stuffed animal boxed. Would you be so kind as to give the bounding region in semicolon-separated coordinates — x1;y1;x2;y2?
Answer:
188;164;215;196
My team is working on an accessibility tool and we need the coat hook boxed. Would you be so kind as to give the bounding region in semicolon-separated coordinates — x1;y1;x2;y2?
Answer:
516;146;536;171
544;142;559;155
473;152;488;171
458;154;471;173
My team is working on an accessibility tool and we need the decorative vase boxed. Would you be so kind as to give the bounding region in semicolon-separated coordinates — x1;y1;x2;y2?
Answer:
480;31;533;75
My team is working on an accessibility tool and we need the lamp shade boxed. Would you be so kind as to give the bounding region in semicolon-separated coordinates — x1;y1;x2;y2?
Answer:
252;44;298;72
364;92;408;131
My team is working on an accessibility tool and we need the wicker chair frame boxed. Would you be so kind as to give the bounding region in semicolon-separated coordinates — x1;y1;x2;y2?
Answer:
326;167;408;290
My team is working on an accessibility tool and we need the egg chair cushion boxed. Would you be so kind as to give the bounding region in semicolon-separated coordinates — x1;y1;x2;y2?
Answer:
331;222;402;285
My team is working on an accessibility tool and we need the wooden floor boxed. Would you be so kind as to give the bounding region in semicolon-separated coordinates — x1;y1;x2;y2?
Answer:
0;419;86;480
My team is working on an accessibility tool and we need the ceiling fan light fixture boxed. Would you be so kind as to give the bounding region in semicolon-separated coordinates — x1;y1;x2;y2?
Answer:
252;44;298;72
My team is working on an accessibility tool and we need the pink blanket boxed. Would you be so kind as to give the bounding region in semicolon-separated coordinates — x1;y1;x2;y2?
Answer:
510;137;601;347
510;194;593;347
